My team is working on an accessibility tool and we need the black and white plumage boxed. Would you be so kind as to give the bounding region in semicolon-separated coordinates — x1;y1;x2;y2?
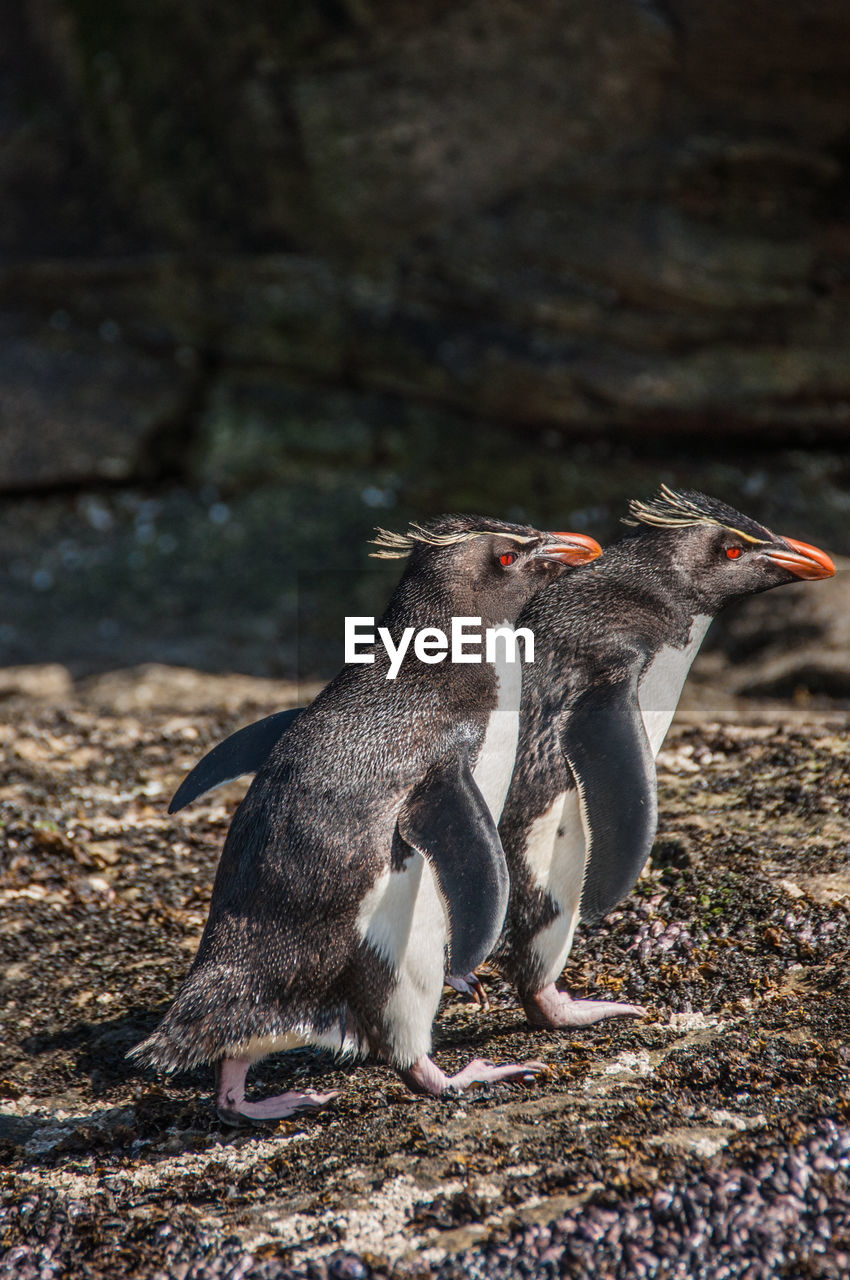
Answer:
496;487;835;1030
131;515;602;1120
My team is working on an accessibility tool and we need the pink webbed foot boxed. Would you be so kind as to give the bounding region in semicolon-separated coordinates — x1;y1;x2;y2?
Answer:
399;1055;546;1097
215;1057;340;1127
524;983;646;1030
445;971;490;1009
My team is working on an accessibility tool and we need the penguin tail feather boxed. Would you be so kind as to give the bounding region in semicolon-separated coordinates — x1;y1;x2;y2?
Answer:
126;975;362;1073
125;960;301;1074
126;1027;207;1075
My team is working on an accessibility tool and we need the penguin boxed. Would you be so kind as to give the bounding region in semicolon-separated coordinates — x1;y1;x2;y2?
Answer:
496;486;835;1030
130;515;602;1121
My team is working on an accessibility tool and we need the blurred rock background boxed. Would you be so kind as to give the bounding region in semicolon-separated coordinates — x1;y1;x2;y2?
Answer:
0;0;848;695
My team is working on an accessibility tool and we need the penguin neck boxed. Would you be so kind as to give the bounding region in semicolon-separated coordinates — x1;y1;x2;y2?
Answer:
375;569;511;706
597;539;716;630
595;542;714;756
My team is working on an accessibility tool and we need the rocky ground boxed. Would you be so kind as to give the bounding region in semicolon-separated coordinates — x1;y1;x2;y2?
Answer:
0;668;848;1278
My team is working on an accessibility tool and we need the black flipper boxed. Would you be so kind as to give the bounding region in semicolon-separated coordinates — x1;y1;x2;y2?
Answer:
398;749;509;978
168;709;304;813
561;679;658;926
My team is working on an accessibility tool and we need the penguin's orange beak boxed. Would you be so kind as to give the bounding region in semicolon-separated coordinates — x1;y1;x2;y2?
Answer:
533;531;603;566
765;537;836;581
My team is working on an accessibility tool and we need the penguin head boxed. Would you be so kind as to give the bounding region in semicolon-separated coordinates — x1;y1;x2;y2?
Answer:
372;515;602;621
626;486;835;612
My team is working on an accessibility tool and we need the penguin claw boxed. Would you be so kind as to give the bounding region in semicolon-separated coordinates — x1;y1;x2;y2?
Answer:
445;971;490;1009
216;1057;341;1125
524;983;647;1029
400;1055;546;1097
448;1058;547;1092
216;1089;340;1127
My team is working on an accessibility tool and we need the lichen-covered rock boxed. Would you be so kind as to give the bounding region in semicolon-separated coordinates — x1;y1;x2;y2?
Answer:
2;0;850;484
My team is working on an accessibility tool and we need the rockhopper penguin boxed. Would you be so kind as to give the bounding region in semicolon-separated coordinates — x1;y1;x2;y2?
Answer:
131;515;602;1121
496;486;835;1030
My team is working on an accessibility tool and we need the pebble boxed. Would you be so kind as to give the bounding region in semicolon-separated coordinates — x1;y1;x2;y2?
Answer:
2;1123;848;1278
434;1119;849;1279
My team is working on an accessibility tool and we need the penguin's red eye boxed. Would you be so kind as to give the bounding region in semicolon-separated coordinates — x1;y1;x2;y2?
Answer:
726;547;742;560
500;552;517;567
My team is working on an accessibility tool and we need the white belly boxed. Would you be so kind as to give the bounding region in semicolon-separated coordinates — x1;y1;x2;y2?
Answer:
356;852;448;1066
472;626;523;821
638;614;711;756
524;788;588;984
